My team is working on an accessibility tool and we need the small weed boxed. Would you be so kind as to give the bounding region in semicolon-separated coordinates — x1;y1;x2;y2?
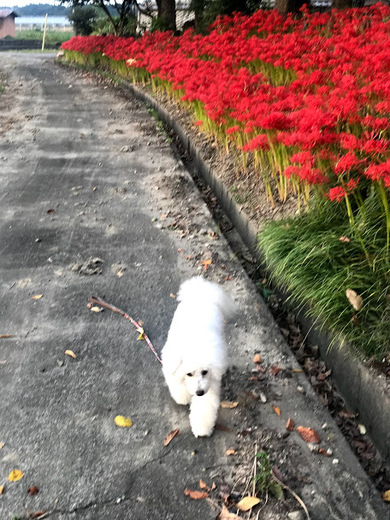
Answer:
254;451;284;499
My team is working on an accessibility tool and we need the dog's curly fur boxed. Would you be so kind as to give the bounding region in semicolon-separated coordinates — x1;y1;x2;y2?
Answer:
161;277;236;437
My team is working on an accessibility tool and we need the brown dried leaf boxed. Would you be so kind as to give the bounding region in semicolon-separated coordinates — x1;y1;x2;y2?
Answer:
163;428;180;446
346;289;363;311
184;488;208;499
216;506;241;520
199;479;210;491
215;424;232;432
220;401;238;409
297;426;321;444
253;353;262;364
28;486;39;496
286;418;295;431
236;496;261;512
0;334;13;339
270;365;283;376
273;405;281;416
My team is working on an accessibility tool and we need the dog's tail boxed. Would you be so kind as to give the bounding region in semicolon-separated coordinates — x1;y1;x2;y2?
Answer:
177;276;237;320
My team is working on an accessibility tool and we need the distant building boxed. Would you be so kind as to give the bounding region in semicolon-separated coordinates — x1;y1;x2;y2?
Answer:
0;9;18;38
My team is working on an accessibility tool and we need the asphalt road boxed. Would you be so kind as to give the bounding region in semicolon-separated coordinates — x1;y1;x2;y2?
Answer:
0;53;388;520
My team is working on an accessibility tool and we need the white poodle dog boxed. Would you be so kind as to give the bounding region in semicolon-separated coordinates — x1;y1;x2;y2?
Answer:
161;277;236;437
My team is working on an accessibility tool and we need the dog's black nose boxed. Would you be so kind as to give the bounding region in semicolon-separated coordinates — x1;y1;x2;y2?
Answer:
196;390;205;396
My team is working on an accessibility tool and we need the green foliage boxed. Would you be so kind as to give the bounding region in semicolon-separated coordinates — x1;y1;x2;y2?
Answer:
16;29;74;44
92;15;136;36
68;6;99;36
258;196;390;358
13;3;71;16
189;0;263;32
254;451;284;498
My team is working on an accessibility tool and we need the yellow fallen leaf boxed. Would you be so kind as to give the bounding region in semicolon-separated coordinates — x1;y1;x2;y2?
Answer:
8;469;24;482
346;289;363;311
273;405;281;416
115;415;133;428
136;327;145;340
382;489;390;502
65;350;77;359
236;496;261;512
31;294;43;300
0;484;3;494
90;306;103;313
220;401;238;409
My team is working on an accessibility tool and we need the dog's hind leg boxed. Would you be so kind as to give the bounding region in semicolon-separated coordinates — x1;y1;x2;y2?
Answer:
189;379;221;437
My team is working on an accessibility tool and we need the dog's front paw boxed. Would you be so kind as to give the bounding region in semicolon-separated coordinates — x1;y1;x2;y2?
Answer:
191;424;214;437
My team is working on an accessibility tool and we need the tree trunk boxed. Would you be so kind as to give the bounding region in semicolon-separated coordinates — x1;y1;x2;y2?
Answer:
275;0;305;15
332;0;353;8
158;0;176;31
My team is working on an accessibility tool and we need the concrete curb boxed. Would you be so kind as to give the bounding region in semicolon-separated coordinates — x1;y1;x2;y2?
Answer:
120;80;390;467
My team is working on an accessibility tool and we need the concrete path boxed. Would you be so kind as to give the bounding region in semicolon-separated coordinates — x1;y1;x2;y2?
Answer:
0;53;388;520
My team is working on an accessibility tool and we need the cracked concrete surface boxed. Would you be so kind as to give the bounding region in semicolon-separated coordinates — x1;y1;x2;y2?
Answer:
0;53;388;520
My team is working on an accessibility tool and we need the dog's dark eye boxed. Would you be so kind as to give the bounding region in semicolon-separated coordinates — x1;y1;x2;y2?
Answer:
201;370;208;376
186;372;193;377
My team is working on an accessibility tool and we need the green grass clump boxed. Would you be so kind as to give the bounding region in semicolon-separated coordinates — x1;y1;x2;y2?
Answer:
258;197;390;359
16;29;74;45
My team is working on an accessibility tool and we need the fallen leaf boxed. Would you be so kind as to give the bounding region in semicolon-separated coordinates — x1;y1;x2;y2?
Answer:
339;236;350;242
136;327;145;340
225;449;236;456
216;506;241;519
30;511;46;519
317;369;332;381
28;486;39;496
170;293;176;298
184;488;208;499
114;415;133;428
383;489;390;502
31;294;43;300
163;428;179;446
297;426;321;444
286;418;295;431
0;334;13;339
0;485;3;494
253;353;262;364
65;350;77;359
269;365;283;376
346;289;363;311
8;469;24;482
236;496;261;512
90;306;103;313
212;482;217;490
201;259;212;270
220;401;238;409
215;424;232;432
273;405;281;416
47;208;55;214
0;442;4;449
199;479;210;491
